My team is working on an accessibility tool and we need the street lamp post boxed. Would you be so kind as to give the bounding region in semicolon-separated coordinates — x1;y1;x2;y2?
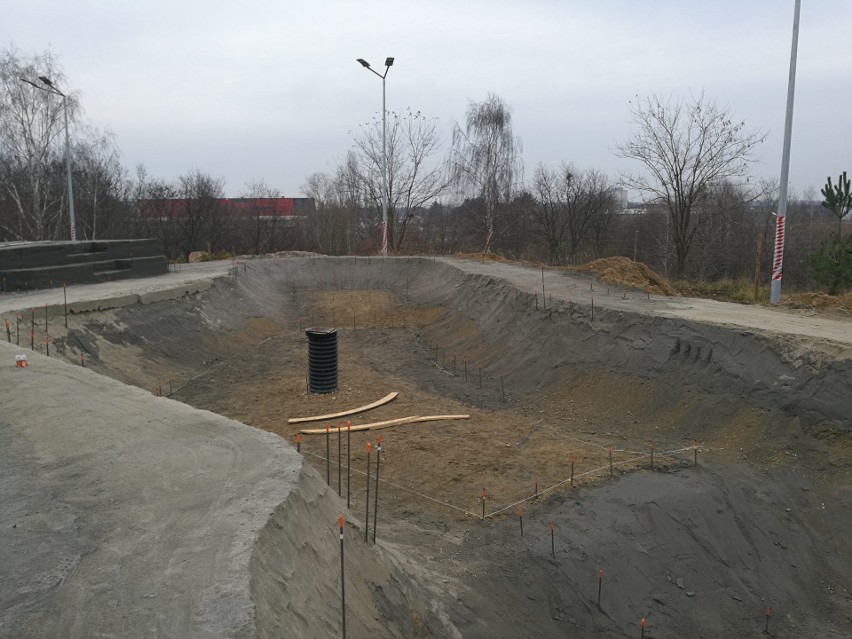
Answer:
356;57;394;257
770;0;801;304
20;75;77;242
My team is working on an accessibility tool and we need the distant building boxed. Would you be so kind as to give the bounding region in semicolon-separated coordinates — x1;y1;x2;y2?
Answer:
139;197;315;221
612;188;629;211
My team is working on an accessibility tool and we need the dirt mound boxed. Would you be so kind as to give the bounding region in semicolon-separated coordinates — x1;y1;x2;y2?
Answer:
783;291;852;315
582;256;679;296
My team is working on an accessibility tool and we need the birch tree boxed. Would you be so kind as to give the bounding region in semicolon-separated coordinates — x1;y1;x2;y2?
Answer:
449;93;523;254
0;46;78;241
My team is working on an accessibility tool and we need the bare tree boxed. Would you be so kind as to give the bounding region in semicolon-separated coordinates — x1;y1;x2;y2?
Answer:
530;163;618;263
177;169;227;255
301;152;364;254
0;46;79;241
132;165;181;257
449;93;523;253
240;179;282;254
73;128;129;240
615;93;766;278
530;164;567;263
351;107;449;252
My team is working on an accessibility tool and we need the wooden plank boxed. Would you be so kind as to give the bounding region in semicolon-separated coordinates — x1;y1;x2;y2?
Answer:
287;391;399;424
299;414;470;435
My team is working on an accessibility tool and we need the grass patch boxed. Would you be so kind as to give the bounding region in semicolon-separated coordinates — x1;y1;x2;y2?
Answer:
673;278;770;305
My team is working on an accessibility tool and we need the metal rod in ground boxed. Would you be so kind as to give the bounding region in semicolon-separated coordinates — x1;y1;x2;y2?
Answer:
45;336;49;357
541;266;546;308
534;478;538;499
570;456;575;486
365;444;371;543
481;488;486;520
597;570;603;609
16;313;20;345
339;515;346;639
296;433;301;453
764;607;771;633
347;421;351;509
372;436;382;544
641;618;645;639
326;425;331;484
694;439;699;467
337;422;342;496
63;283;68;327
550;522;555;557
30;308;34;350
518;510;523;536
4;319;9;342
80;353;85;367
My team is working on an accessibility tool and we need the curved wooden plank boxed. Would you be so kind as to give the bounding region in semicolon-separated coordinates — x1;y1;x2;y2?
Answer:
299;414;470;435
287;391;399;424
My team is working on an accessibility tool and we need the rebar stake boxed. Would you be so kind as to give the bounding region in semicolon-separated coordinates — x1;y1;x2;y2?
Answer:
339;515;346;639
372;436;382;544
365;443;372;543
337;422;342;497
597;570;604;609
326;425;331;485
347;421;351;508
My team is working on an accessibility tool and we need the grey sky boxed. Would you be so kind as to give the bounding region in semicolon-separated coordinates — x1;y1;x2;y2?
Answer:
6;1;851;199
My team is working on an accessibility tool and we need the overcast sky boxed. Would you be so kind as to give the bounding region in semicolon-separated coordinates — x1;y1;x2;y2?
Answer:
6;0;851;199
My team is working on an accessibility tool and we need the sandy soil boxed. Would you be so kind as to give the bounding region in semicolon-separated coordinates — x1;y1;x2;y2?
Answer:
37;256;852;637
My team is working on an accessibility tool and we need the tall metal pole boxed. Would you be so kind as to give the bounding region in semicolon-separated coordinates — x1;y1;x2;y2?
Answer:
381;75;388;257
770;0;801;304
356;57;393;257
62;94;77;242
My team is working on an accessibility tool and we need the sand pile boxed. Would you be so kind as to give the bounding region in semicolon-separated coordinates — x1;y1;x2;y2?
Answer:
581;256;678;296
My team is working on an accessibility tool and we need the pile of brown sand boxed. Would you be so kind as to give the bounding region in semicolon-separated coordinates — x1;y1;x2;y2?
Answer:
581;256;679;296
783;291;852;314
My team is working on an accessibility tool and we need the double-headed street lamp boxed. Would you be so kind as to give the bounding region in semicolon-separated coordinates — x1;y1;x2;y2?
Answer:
356;56;394;257
20;75;77;242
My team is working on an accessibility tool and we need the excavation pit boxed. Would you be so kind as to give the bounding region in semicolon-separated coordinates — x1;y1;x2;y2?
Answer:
3;255;851;638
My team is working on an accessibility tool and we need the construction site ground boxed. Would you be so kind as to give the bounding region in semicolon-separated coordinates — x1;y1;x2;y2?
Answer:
1;255;850;638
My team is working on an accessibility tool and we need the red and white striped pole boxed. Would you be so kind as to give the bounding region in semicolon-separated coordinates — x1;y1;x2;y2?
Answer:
770;211;786;289
381;221;388;256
